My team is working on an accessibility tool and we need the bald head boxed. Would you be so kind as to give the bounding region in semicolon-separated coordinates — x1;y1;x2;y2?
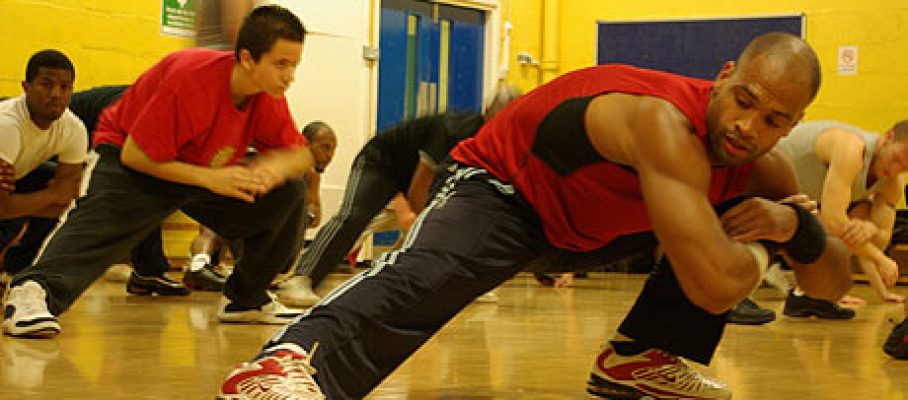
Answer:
737;32;821;102
302;120;337;173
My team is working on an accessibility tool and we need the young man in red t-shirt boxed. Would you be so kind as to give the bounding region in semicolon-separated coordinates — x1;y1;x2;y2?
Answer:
3;5;312;338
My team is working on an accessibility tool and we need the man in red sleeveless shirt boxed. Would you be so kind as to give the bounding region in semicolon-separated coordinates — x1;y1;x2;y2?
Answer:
3;5;312;338
219;33;853;400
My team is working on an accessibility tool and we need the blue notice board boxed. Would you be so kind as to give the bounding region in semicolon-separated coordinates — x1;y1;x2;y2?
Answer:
597;15;803;80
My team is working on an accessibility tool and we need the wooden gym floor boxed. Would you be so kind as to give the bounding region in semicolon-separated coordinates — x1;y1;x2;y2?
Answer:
1;272;906;399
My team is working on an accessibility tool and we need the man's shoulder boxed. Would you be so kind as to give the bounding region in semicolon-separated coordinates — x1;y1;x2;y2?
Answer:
0;96;26;126
56;110;88;135
800;120;867;138
150;49;233;94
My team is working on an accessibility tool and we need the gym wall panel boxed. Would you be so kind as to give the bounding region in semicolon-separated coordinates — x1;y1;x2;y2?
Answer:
0;0;191;95
274;0;373;238
498;0;544;93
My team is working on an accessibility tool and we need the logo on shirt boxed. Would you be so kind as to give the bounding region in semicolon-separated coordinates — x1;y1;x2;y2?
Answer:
210;147;236;168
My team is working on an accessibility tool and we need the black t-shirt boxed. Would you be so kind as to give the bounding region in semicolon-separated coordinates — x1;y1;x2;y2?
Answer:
366;112;484;192
68;85;128;143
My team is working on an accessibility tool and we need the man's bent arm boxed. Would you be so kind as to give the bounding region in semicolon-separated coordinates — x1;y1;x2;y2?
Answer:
0;162;83;219
121;135;264;203
587;94;767;314
742;147;852;301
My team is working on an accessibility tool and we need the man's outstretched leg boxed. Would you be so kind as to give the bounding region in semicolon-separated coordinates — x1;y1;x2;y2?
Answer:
218;170;548;399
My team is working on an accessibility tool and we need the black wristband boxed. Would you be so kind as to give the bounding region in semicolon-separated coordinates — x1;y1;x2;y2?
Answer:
773;203;826;264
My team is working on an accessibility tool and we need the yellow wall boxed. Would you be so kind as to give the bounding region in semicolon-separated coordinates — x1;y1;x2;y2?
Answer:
0;0;192;96
502;0;908;134
500;0;544;92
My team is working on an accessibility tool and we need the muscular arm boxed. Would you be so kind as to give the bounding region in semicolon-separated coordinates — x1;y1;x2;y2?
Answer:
587;94;765;313
739;147;852;301
816;129;892;266
817;129;864;233
868;176;901;247
0;162;83;219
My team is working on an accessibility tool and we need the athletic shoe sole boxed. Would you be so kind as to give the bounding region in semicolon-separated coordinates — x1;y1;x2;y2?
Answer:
218;310;301;325
126;276;190;296
2;318;61;338
587;374;655;399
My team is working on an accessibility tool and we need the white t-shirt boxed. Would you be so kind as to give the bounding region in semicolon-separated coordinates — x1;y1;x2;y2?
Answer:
0;94;87;179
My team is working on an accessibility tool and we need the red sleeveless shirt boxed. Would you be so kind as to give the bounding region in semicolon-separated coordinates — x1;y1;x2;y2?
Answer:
451;65;754;251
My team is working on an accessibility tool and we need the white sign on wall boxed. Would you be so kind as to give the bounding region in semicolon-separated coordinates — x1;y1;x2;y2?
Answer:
161;0;196;38
837;45;858;75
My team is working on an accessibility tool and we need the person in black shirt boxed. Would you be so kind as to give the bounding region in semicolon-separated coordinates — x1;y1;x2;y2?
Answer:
275;84;521;307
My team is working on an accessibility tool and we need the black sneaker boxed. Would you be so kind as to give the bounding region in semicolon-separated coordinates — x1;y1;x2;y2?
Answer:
182;264;226;291
783;290;855;320
534;272;556;286
726;297;776;325
126;272;190;296
884;317;908;359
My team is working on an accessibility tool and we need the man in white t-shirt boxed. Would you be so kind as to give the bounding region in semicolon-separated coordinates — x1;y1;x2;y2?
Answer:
0;50;86;276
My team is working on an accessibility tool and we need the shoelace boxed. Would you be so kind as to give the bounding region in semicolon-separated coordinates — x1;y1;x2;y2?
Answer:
274;343;321;394
652;362;708;393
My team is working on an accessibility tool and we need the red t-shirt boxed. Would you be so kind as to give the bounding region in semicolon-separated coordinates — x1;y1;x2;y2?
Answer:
94;49;304;167
451;64;754;251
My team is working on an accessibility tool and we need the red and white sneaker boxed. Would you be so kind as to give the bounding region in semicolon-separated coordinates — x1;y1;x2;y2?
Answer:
587;343;730;399
218;343;325;400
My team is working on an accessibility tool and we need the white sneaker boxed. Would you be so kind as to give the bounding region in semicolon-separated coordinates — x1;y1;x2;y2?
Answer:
218;343;325;399
2;281;61;338
588;343;730;399
103;264;132;283
218;296;303;325
475;290;500;303
274;276;321;307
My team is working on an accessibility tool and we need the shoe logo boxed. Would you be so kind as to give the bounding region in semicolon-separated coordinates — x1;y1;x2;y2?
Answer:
595;348;669;381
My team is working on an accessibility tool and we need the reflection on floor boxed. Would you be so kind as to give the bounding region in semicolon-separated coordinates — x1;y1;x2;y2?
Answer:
1;272;906;399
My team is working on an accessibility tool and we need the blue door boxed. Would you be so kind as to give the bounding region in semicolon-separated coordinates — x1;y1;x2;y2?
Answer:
377;0;484;132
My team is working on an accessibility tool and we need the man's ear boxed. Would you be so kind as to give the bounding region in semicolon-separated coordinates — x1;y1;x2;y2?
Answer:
238;49;254;69
715;61;736;83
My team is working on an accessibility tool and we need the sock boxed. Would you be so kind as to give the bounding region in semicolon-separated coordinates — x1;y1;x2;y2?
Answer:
188;253;211;272
609;333;647;355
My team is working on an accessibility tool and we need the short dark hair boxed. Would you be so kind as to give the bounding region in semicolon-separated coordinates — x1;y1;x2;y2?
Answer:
235;5;306;61
25;49;75;82
302;120;332;142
